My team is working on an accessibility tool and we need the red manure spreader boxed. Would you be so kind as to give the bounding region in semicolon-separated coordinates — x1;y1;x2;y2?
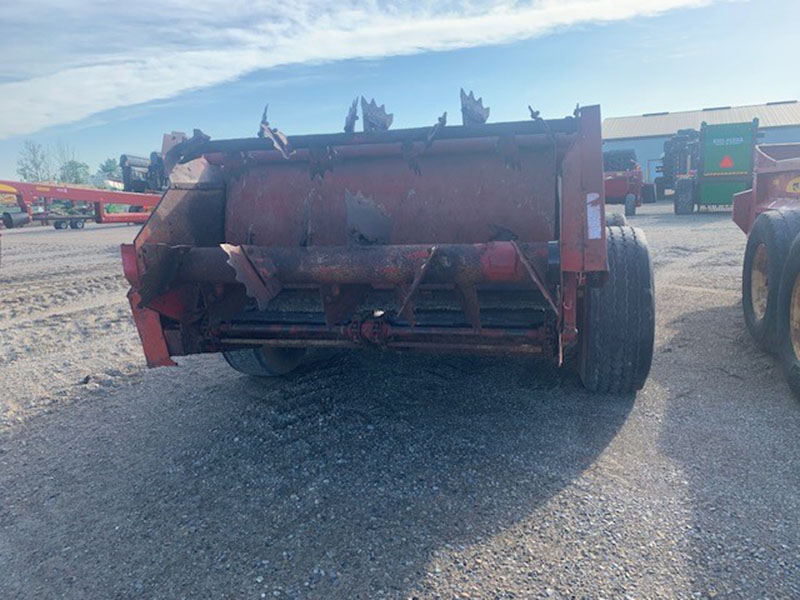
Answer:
122;95;655;393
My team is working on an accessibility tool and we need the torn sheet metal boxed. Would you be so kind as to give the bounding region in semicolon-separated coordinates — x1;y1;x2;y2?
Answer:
345;190;392;245
220;243;282;310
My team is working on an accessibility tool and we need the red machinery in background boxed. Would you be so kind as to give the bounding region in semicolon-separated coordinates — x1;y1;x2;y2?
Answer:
603;149;643;217
0;180;160;230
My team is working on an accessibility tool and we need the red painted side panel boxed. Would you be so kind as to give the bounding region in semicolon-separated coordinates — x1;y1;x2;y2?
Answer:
224;147;558;247
736;144;800;234
561;105;606;273
127;289;175;368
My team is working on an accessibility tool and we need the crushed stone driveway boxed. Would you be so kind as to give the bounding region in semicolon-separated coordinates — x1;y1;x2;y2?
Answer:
1;205;799;599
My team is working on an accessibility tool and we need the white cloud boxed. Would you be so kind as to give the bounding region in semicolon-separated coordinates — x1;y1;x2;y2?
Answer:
0;0;713;138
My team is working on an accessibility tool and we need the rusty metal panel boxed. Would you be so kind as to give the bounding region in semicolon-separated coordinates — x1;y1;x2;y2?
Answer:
175;243;550;287
134;159;225;251
560;105;606;273
224;145;558;247
124;109;609;367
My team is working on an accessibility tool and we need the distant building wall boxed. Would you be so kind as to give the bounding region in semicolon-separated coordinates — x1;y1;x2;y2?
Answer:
760;126;800;144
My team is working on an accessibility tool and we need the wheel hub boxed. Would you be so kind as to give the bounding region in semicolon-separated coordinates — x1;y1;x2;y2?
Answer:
790;276;800;361
751;243;769;320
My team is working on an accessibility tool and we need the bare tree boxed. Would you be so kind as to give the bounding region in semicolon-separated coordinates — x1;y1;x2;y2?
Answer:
16;140;52;182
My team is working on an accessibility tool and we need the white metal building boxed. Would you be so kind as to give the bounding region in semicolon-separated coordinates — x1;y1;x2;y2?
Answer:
602;100;800;182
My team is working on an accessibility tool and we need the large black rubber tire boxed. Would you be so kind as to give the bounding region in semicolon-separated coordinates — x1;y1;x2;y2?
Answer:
776;232;800;399
223;346;306;377
69;219;85;229
742;210;800;352
579;226;655;393
673;179;695;215
624;193;637;217
641;183;656;204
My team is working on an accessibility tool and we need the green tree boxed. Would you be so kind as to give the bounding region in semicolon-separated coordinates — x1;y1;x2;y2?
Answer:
58;160;91;184
16;140;51;182
96;157;121;181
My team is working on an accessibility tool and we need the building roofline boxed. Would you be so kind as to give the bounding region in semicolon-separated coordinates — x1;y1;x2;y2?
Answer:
605;100;797;122
604;122;800;141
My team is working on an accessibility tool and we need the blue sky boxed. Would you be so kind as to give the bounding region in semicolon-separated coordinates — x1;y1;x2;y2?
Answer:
0;0;796;180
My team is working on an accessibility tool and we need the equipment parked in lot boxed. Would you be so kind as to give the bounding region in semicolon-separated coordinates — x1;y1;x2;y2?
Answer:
0;180;160;230
603;149;643;216
673;119;759;214
654;128;699;201
120;153;168;193
734;143;800;397
122;98;655;393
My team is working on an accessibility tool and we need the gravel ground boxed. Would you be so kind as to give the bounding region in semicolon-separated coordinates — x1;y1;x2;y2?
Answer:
1;205;799;599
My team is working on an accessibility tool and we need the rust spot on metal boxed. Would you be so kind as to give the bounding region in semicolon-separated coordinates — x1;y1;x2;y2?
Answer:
320;284;369;326
309;145;338;180
497;135;522;171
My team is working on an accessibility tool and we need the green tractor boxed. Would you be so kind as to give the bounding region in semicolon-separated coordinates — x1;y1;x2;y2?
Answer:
669;119;759;215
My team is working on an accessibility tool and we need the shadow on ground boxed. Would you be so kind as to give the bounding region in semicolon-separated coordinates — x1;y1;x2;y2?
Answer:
655;302;800;596
0;351;634;598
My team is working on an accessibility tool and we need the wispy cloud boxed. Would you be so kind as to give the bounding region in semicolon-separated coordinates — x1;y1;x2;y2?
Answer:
0;0;713;138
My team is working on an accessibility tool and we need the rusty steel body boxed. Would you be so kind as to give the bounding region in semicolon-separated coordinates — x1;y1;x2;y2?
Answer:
733;144;800;234
122;106;607;367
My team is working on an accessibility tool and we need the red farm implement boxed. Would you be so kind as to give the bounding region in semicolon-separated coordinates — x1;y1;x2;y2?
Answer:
735;143;800;397
0;180;160;230
122;96;655;393
602;149;643;217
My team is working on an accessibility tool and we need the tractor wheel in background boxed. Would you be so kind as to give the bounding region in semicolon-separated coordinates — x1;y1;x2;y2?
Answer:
53;220;66;230
654;177;666;202
673;179;695;214
579;225;655;393
223;345;306;377
742;210;800;352
69;219;85;229
776;232;800;399
642;183;656;204
624;193;637;216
